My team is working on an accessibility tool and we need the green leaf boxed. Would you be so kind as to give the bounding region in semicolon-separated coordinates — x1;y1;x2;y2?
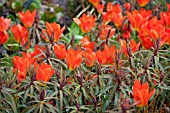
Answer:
59;90;63;111
2;89;18;113
82;87;90;100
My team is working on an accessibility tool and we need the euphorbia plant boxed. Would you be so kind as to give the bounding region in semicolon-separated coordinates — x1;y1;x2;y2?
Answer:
0;0;170;113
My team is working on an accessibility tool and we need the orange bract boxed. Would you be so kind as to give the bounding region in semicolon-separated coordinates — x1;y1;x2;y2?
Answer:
112;12;126;28
137;0;150;7
13;56;35;82
80;36;96;51
123;2;131;11
126;9;152;31
18;10;36;28
66;48;83;70
96;45;116;65
83;49;96;67
138;16;168;49
133;80;155;107
88;0;100;6
53;44;66;60
99;24;116;40
36;63;54;82
73;13;96;33
11;24;29;46
119;39;140;57
95;4;104;13
0;31;8;44
42;22;65;43
0;16;11;32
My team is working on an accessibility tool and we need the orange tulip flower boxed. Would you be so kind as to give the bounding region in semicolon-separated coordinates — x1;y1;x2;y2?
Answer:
123;2;131;11
0;16;11;32
0;31;8;44
99;24;116;40
104;45;116;64
53;44;66;60
96;45;116;65
137;0;150;7
102;12;112;23
112;12;126;28
18;10;36;28
95;3;104;13
138;16;168;49
83;49;96;67
166;28;170;45
13;68;27;83
96;50;106;65
36;63;54;82
11;24;29;46
73;13;96;33
89;0;100;6
107;2;122;13
126;9;152;31
119;39;140;57
80;36;96;51
133;80;155;107
102;3;122;23
13;56;35;70
160;12;170;28
13;56;35;82
123;31;131;40
42;22;65;43
66;48;83;70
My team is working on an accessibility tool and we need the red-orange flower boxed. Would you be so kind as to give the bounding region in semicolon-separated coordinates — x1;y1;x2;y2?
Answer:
126;9;152;31
14;69;27;83
89;0;100;6
137;0;150;7
133;80;155;107
80;36;96;51
102;3;122;23
112;12;126;28
138;16;168;49
66;48;83;70
123;31;131;40
99;24;116;40
73;13;96;33
36;63;54;82
53;44;66;60
13;56;34;70
104;45;116;64
18;10;36;28
119;39;140;57
42;22;65;43
0;31;8;44
123;2;131;11
13;56;35;82
83;49;96;67
107;2;122;13
160;12;170;28
96;50;106;65
95;4;104;13
11;24;29;46
166;28;170;45
0;16;11;32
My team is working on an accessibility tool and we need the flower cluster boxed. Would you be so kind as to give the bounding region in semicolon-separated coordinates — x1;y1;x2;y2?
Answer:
0;0;169;112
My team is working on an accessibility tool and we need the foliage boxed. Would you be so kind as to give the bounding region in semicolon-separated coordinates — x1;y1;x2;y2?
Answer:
0;0;170;113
